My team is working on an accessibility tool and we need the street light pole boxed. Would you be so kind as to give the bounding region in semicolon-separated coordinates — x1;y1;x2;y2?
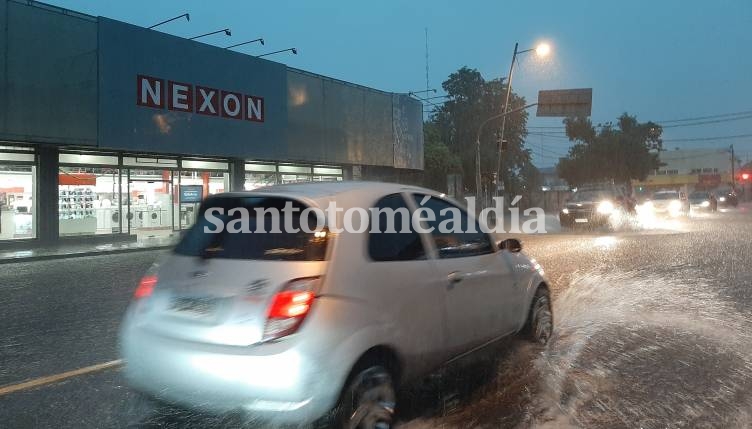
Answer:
731;144;736;189
494;42;550;198
476;103;539;203
495;43;519;198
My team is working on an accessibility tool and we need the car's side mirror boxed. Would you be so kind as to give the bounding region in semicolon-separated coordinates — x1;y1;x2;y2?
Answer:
498;238;522;253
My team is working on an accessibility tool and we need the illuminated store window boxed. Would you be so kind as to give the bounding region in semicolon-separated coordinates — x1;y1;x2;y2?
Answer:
0;149;36;240
58;166;122;236
245;162;278;190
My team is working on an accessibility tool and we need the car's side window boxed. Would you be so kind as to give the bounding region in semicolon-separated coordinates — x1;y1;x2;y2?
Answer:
367;193;426;261
412;194;494;259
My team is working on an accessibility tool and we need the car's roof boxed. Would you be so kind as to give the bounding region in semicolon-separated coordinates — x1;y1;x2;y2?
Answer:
215;181;442;208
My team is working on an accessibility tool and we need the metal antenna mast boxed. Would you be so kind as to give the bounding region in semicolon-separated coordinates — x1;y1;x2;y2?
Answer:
424;28;431;120
425;28;429;96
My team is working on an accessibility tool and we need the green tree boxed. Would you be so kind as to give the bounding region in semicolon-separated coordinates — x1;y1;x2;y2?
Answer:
423;122;462;192
557;113;663;191
429;67;532;195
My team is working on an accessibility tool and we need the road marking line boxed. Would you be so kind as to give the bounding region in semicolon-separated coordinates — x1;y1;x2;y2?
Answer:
0;359;123;396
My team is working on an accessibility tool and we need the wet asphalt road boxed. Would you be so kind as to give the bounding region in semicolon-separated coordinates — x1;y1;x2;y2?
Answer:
1;207;751;428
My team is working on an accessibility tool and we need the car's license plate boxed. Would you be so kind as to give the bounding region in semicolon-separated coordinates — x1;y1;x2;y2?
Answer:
169;296;217;318
575;218;588;223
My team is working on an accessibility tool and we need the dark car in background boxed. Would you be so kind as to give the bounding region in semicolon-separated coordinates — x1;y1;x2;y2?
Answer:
713;188;739;207
559;185;634;228
688;191;717;212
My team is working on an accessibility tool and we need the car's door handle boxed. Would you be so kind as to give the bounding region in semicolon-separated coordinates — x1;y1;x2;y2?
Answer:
447;271;464;288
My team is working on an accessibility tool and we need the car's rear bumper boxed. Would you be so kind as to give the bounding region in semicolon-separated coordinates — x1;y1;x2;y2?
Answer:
651;206;687;216
689;204;712;212
560;211;609;226
120;324;337;424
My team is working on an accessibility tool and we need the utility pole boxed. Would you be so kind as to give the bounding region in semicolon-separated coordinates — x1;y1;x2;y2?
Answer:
496;42;519;199
731;144;736;189
475;103;539;206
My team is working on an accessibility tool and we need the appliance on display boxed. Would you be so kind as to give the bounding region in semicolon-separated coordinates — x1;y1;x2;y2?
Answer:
59;185;99;235
59;186;97;220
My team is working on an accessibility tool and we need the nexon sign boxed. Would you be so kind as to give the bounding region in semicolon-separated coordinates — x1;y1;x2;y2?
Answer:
136;75;264;122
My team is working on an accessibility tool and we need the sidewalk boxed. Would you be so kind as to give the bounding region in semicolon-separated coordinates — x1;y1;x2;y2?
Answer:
0;235;177;264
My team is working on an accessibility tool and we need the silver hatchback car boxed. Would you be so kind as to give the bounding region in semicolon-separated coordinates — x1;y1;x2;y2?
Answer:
120;181;553;428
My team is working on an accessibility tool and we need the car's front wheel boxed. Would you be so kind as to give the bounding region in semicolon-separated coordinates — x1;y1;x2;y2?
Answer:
523;287;553;345
332;365;396;429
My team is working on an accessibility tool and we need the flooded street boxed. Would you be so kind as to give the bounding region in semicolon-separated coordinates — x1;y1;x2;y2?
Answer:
404;207;752;428
1;208;751;428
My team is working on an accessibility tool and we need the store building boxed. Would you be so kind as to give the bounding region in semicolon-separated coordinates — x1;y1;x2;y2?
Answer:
632;148;735;194
0;0;423;245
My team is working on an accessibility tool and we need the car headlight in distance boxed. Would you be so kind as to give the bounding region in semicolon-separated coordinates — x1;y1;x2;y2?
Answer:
719;197;726;202
669;200;682;211
562;208;569;214
597;201;615;214
701;200;710;207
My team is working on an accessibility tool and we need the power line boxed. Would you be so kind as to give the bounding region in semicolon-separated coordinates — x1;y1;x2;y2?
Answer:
527;109;752;131
526;139;571;152
534;153;566;161
653;151;730;161
661;114;752;128
657;110;752;124
536;146;568;157
525;141;567;154
527;132;570;140
662;133;752;142
528;130;752;144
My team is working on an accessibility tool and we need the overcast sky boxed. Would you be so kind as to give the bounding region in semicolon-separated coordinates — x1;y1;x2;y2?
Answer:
47;0;752;167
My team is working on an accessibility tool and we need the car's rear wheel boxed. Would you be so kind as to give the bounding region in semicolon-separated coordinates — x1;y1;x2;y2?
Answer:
523;287;553;345
332;365;396;429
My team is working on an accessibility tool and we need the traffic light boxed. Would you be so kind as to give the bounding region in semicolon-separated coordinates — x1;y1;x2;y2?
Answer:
742;173;750;181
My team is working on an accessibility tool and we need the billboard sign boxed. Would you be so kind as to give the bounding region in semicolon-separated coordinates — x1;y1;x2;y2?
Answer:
537;88;593;117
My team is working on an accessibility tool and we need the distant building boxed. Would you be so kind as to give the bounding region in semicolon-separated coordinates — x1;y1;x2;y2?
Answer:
538;166;571;212
539;166;569;191
633;148;737;193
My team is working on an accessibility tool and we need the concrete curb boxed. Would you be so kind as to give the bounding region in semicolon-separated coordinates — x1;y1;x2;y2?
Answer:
0;245;172;265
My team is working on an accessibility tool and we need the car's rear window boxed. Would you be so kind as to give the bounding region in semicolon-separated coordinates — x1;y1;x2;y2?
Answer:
174;196;328;261
653;192;679;200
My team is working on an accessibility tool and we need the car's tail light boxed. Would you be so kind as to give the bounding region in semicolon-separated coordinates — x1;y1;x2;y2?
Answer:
134;275;158;299
262;277;319;342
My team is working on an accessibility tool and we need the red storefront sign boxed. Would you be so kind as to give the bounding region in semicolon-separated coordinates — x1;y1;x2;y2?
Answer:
136;75;264;122
59;173;97;186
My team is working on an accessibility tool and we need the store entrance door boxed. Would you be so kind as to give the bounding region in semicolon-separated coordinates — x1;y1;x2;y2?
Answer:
126;170;175;242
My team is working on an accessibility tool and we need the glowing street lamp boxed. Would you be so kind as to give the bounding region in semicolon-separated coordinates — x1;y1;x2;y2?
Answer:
535;43;551;57
493;41;553;196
